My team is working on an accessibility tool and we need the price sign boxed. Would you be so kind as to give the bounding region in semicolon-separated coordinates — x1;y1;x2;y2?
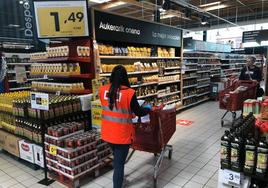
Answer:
222;169;241;186
34;1;89;38
49;145;57;156
31;92;49;111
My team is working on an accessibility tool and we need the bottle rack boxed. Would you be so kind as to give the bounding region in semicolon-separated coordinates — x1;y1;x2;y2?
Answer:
29;39;94;95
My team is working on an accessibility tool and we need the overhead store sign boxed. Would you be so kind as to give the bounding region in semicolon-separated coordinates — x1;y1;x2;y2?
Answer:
94;10;182;47
34;1;89;38
184;38;231;52
242;30;268;43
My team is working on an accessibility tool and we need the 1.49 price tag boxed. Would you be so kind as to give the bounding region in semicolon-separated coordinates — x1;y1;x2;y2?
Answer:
223;169;241;186
34;1;89;38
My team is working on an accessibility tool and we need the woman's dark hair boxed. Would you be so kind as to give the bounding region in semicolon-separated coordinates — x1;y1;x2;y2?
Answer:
109;65;130;110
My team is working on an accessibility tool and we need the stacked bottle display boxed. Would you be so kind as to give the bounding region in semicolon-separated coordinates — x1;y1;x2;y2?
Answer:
221;113;268;178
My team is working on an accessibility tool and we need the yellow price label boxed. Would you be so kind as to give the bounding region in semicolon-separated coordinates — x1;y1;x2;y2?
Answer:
41;98;48;106
34;1;89;38
49;145;57;156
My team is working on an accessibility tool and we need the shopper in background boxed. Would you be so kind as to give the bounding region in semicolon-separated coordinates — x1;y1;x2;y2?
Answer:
99;65;151;188
239;56;264;97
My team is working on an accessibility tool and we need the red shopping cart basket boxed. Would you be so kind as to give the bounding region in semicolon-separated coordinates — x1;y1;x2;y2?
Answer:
219;80;258;112
132;108;176;154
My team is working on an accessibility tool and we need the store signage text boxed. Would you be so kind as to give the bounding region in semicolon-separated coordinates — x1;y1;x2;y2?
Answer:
94;10;181;47
23;0;34;38
243;29;268;43
99;22;140;36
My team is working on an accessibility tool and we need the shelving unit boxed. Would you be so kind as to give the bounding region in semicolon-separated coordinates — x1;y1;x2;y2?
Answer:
3;52;46;92
29;39;94;95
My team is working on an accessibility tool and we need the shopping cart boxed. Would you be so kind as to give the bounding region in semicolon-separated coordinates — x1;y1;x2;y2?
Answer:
126;108;176;186
219;80;258;127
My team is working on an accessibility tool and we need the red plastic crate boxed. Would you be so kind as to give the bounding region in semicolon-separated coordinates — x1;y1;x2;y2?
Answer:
132;108;176;153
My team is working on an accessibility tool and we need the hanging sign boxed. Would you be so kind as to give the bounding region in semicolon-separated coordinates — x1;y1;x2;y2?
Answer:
94;10;182;47
242;29;268;43
34;1;89;38
31;92;49;111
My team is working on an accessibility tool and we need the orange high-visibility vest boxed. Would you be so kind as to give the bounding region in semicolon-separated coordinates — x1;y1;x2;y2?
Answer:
99;84;135;144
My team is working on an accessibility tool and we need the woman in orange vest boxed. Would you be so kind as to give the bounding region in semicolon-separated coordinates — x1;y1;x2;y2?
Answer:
99;65;151;188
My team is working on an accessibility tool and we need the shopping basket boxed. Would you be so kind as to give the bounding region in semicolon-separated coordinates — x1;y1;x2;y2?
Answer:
219;80;258;126
126;108;176;186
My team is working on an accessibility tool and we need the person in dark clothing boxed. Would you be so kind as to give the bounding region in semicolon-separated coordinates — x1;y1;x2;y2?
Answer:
239;56;262;82
239;56;263;97
99;65;151;188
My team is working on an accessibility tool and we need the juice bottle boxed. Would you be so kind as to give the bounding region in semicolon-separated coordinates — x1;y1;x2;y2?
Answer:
230;130;244;172
244;136;256;175
256;140;268;177
221;130;231;169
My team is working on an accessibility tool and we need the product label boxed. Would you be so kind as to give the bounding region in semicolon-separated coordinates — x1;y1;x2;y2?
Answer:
245;150;255;167
231;148;238;162
221;145;228;160
257;153;268;172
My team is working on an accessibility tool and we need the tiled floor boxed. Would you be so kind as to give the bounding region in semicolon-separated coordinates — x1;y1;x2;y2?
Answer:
0;101;227;188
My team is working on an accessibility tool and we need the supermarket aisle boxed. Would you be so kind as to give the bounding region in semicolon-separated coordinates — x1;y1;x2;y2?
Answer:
0;101;226;188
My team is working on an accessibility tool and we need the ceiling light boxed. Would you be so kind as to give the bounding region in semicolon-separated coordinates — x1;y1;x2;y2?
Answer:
201;16;208;25
260;41;268;46
8;24;20;28
243;42;260;48
200;1;221;7
160;14;176;19
203;4;227;11
88;0;111;3
159;8;166;13
19;0;23;4
103;1;126;9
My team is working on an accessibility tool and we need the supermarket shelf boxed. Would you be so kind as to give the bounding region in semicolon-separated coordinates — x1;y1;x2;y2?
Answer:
183;94;197;100
196;91;210;97
137;93;158;99
100;70;158;76
184;63;198;66
164;72;180;76
164;99;180;105
198;64;221;66
7;70;30;74
184;69;198;72
177;98;210;111
9;87;31;91
158;91;180;98
7;63;32;66
197;70;210;73
222;68;241;71
221;58;246;61
31;74;94;79
8;77;46;82
99;55;181;60
131;82;158;88
56;149;97;162
97;148;111;156
45;130;84;141
164;67;181;70
184;57;218;60
31;89;91;95
210;74;221;77
196;84;210;89
158;80;180;85
183;76;198;80
45;141;97;153
210;68;221;71
197;77;210;82
183;84;198;89
29;57;90;63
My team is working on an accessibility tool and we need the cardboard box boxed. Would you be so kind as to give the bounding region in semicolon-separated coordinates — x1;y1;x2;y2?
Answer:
91;100;102;129
34;144;44;168
0;130;6;149
19;140;35;164
4;132;21;157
